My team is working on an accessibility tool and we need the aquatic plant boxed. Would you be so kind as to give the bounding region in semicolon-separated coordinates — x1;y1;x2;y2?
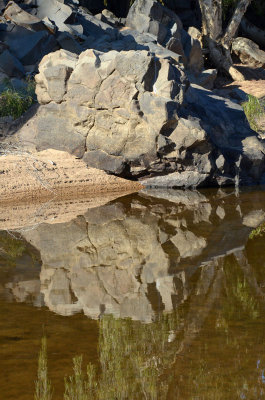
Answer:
249;222;265;239
223;255;260;320
35;337;53;400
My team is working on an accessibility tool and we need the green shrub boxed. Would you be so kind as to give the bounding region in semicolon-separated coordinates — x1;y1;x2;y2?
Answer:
242;94;264;132
0;78;36;119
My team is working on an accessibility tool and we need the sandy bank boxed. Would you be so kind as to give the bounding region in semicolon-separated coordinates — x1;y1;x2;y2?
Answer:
0;148;142;203
0;148;142;229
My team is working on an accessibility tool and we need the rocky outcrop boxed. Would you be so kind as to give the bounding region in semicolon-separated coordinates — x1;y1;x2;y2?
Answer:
2;0;265;189
16;46;265;188
126;0;204;73
0;0;200;82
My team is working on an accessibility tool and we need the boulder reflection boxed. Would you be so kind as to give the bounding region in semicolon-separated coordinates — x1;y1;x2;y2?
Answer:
2;188;265;322
1;188;265;399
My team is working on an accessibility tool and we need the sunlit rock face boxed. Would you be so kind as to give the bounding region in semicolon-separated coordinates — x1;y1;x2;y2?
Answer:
5;188;261;322
19;46;265;187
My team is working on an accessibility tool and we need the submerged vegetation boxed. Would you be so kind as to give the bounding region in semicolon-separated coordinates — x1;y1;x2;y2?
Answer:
249;222;265;239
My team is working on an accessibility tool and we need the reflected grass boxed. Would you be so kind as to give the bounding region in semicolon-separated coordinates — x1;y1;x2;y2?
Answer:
64;355;97;400
33;252;265;399
35;337;53;400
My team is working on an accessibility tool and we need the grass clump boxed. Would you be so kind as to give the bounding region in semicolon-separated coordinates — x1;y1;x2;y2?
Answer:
0;78;35;119
242;94;265;132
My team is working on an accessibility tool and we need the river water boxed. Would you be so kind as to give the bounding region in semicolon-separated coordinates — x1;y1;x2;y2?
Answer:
1;187;265;399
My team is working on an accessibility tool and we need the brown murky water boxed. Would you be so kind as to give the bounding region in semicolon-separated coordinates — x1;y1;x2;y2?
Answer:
1;187;265;399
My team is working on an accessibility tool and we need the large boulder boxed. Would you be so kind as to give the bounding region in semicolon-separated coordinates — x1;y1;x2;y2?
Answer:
232;37;265;68
28;48;187;171
16;47;265;188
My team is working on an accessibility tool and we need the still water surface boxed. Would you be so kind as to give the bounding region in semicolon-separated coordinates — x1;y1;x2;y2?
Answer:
1;188;265;399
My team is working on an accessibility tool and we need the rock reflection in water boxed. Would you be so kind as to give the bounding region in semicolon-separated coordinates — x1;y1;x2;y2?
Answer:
36;250;265;400
1;188;265;399
2;188;265;322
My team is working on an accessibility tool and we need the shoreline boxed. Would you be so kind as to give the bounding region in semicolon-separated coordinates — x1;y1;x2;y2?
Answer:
0;148;142;204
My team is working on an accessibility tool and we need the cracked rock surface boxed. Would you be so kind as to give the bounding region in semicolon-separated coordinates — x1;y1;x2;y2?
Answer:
17;47;265;188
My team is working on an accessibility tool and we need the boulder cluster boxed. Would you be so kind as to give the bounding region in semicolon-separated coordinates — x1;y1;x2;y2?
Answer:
1;0;265;188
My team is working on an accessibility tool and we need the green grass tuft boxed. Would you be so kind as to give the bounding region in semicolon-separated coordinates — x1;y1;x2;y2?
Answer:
0;78;36;119
242;94;265;132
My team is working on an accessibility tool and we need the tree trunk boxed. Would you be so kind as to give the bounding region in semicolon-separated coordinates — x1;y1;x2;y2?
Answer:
198;0;253;81
222;0;253;48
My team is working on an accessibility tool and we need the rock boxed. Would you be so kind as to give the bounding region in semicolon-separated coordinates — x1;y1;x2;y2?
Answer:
243;210;265;228
0;48;25;77
0;70;8;85
32;0;73;33
170;229;207;258
13;46;265;188
181;28;203;73
56;32;83;54
0;40;8;54
224;80;265;100
3;1;47;32
98;9;122;27
187;69;217;90
126;0;183;45
232;37;265;68
79;0;104;14
0;115;13;137
241;17;265;49
35;49;78;104
76;9;118;41
31;48;187;173
0;24;59;65
126;0;203;72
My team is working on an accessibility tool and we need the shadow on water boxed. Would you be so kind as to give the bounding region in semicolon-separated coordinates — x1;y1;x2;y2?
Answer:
1;187;265;399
